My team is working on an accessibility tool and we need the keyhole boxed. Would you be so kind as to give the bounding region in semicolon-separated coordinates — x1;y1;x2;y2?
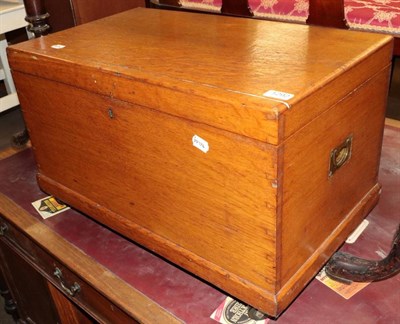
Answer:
108;108;115;119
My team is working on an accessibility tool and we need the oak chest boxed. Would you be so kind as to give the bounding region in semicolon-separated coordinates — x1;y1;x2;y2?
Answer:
8;8;393;316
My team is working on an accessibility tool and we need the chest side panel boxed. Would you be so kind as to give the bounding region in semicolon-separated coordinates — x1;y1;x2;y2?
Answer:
14;72;278;295
277;66;390;303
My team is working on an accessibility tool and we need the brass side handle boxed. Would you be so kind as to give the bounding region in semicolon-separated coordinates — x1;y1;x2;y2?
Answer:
329;135;353;177
53;267;80;297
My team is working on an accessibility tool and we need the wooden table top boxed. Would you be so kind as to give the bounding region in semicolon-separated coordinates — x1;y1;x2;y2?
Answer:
0;124;399;323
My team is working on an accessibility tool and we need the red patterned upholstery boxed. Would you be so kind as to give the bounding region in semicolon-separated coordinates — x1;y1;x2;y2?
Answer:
249;0;308;23
177;1;400;38
180;0;222;12
345;0;400;36
249;1;400;35
160;0;398;54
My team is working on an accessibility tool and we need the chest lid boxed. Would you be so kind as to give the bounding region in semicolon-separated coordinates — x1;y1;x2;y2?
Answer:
8;8;393;145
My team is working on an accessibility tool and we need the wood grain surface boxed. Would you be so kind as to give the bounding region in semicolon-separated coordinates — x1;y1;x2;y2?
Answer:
7;8;393;316
0;193;182;324
8;8;393;144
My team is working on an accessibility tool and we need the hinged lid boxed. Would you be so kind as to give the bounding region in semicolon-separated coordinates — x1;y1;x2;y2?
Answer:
8;8;393;145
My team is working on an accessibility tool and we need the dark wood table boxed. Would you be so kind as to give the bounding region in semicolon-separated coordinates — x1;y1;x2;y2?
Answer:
0;124;398;323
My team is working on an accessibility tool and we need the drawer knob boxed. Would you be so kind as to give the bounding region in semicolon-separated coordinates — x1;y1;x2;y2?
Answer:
53;267;81;297
0;223;8;236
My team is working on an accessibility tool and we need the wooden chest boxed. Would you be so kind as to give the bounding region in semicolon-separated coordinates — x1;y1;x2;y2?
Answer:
8;8;393;316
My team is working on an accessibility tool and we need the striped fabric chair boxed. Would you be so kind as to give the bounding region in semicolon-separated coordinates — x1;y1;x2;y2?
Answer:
345;0;400;38
249;0;309;23
250;0;400;46
178;0;222;12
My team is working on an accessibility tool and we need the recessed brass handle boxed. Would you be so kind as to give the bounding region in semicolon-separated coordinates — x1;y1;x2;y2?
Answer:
329;135;353;177
53;267;80;297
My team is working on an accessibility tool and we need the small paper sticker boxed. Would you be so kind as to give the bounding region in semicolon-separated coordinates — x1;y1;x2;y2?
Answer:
210;297;269;324
346;219;369;244
192;135;209;153
263;90;294;101
32;196;70;219
316;268;370;299
51;44;66;49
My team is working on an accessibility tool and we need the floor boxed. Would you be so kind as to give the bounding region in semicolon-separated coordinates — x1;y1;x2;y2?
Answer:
0;58;398;323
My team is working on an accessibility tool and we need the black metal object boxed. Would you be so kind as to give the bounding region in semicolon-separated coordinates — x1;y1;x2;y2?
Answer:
325;225;400;284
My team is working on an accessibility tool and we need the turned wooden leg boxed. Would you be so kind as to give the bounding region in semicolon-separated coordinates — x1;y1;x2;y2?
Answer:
221;0;252;16
0;268;19;321
22;0;50;37
12;129;29;148
307;0;347;28
325;225;400;284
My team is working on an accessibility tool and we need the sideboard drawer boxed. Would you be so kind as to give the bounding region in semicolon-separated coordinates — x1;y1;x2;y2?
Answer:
0;215;136;323
39;256;136;323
